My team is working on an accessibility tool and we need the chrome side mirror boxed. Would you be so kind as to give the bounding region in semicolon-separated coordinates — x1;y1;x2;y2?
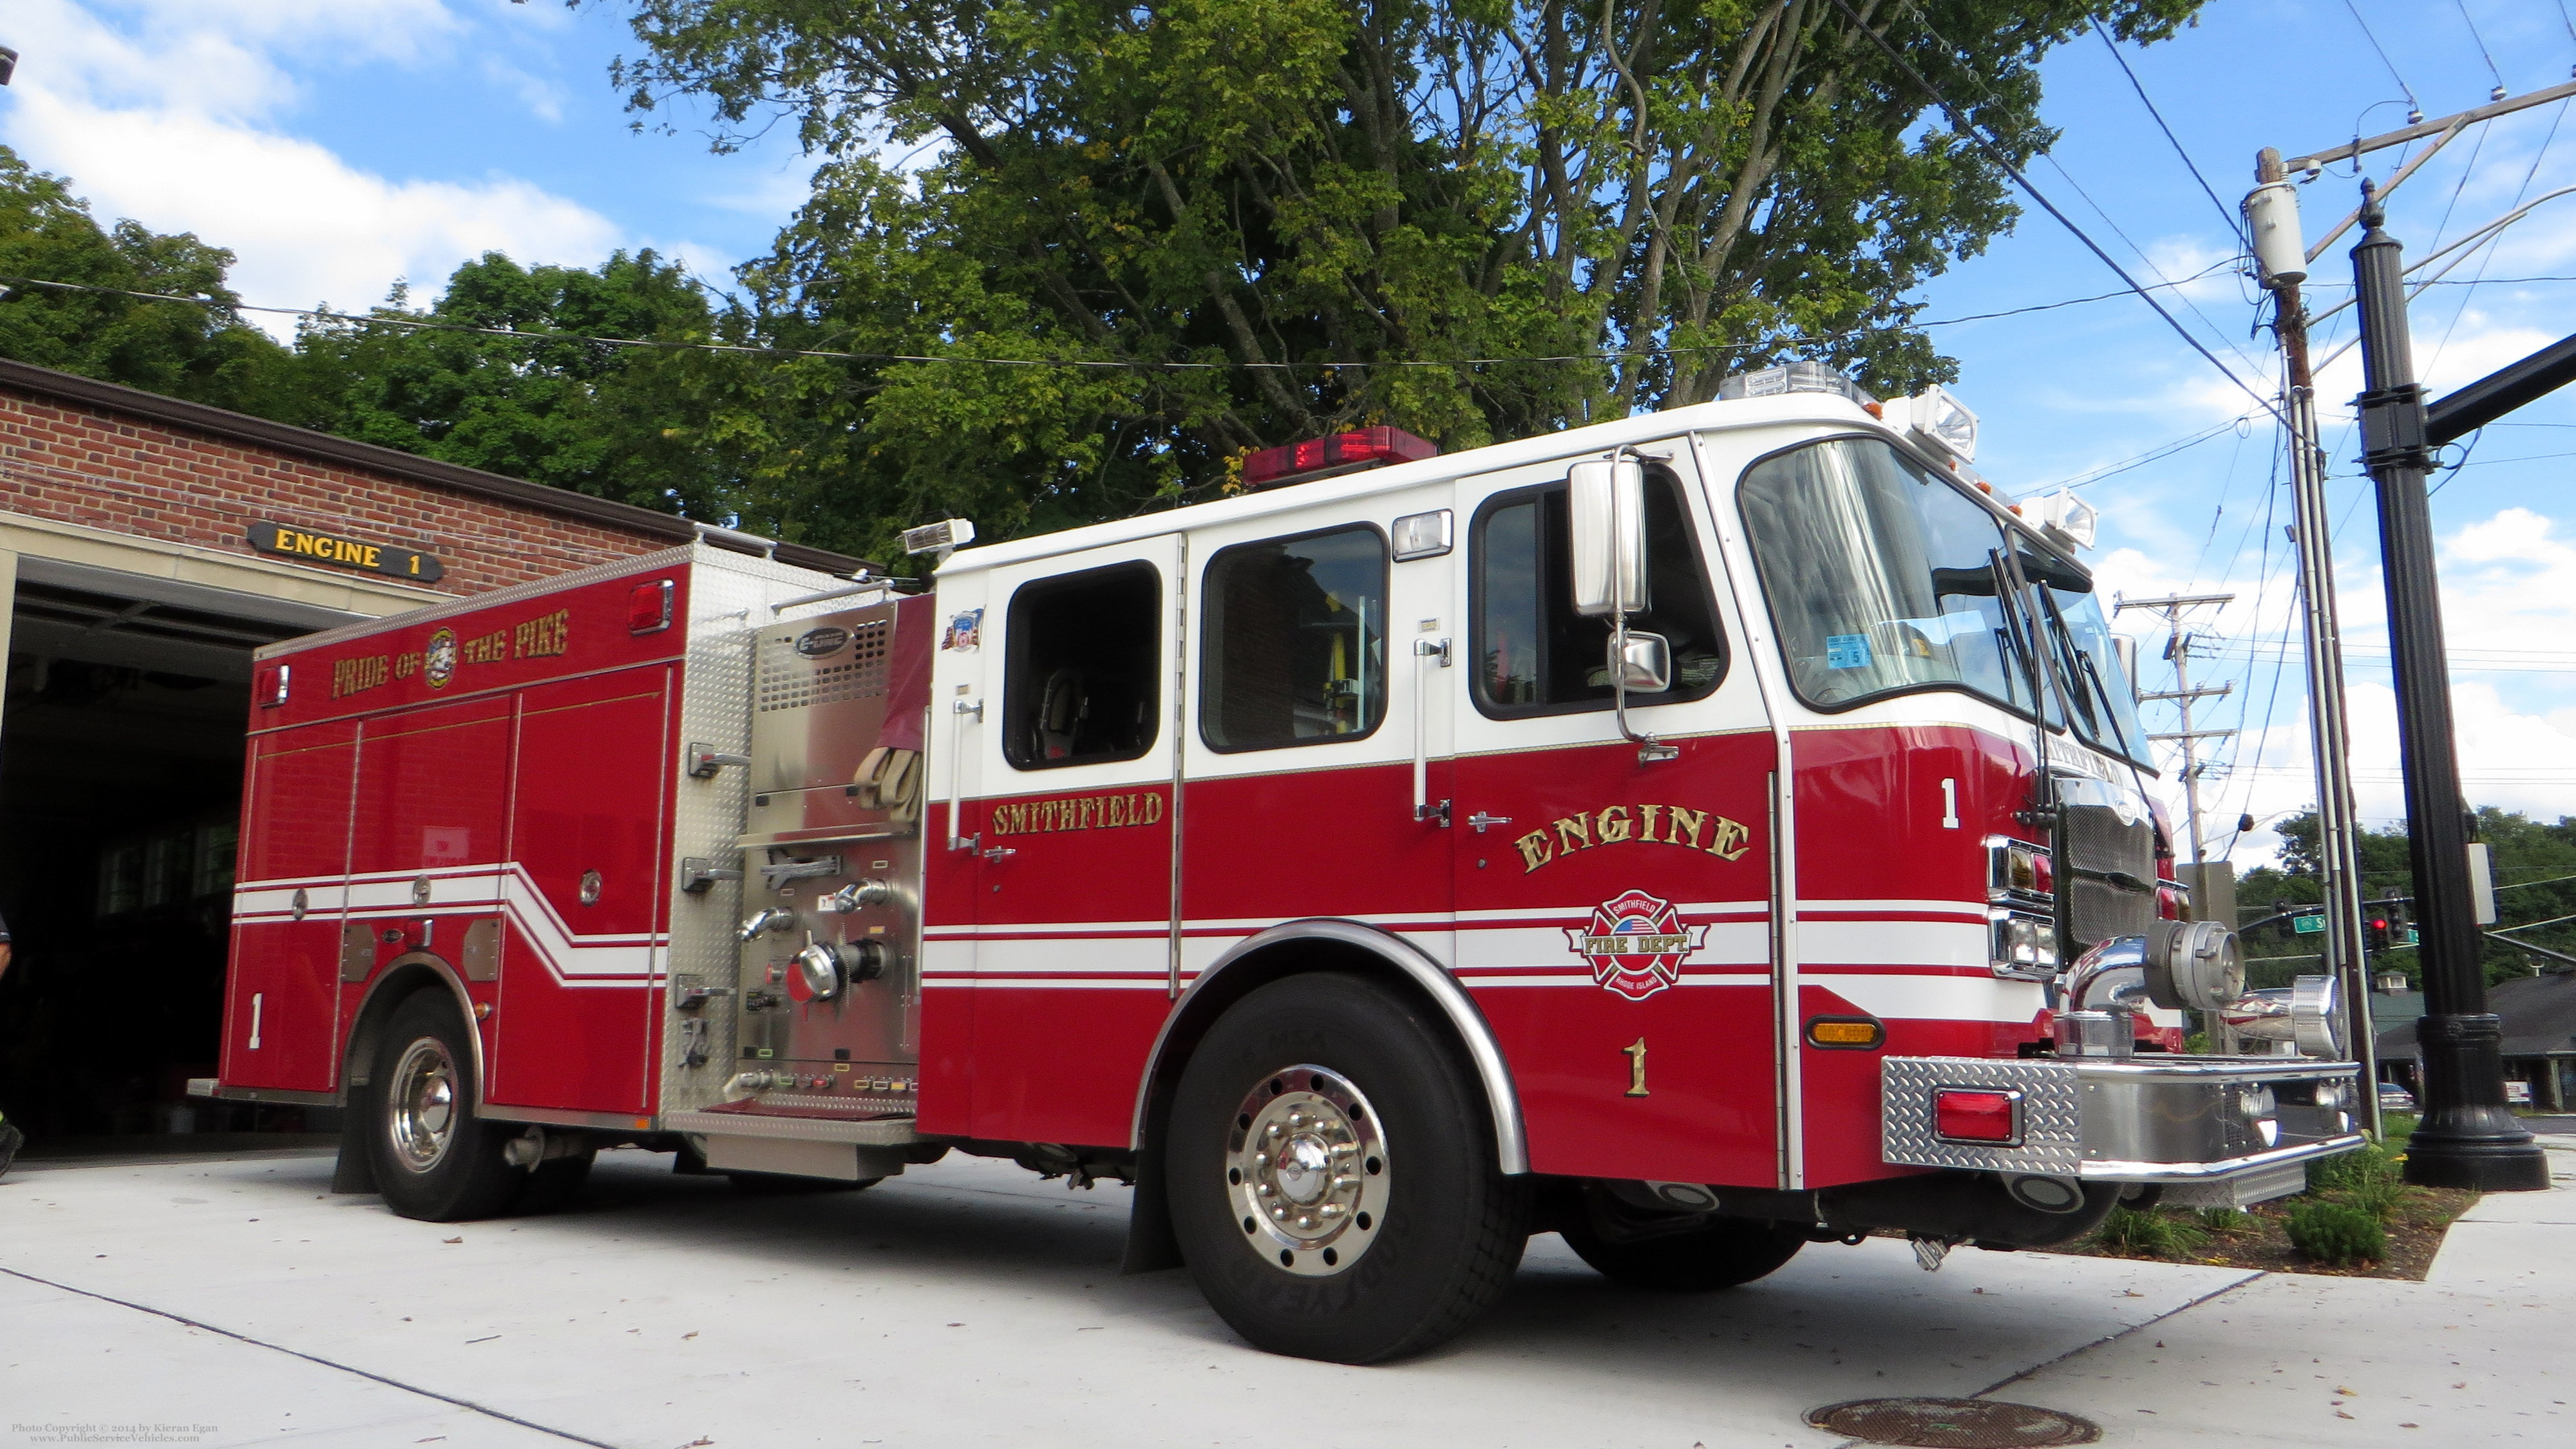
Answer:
1613;630;1671;692
2110;634;2142;703
1568;457;1647;617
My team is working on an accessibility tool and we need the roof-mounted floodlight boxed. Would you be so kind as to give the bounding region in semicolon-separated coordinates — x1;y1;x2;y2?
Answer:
902;518;977;556
1886;385;1979;464
2031;489;2099;551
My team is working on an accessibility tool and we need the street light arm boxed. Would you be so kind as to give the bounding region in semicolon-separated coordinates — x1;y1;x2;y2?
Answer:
2426;330;2576;446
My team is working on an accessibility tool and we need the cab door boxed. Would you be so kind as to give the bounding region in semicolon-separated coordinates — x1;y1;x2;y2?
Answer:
949;535;1186;1147
1178;496;1456;980
1448;444;1780;1188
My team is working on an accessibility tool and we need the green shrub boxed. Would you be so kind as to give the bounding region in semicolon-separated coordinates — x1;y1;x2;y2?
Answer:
2197;1207;2252;1232
2093;1205;2210;1260
2312;1141;2407;1221
2286;1200;2386;1265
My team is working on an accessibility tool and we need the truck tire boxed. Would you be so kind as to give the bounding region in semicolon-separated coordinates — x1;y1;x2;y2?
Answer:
368;992;522;1221
1559;1215;1806;1291
1166;972;1528;1363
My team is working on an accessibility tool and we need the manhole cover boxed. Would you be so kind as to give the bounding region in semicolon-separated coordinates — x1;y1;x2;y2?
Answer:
1806;1397;2099;1448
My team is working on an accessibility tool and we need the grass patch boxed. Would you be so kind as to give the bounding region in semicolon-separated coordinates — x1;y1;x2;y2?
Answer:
2090;1204;2210;1260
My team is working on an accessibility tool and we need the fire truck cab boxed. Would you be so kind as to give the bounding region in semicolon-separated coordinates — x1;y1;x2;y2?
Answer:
203;372;2363;1363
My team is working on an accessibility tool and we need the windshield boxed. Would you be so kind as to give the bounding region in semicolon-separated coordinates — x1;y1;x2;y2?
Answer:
1737;435;2152;770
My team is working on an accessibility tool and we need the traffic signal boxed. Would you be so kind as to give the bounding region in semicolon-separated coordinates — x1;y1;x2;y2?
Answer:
2365;916;2391;952
2275;899;2297;941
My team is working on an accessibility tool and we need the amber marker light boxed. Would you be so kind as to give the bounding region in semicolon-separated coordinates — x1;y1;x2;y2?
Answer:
1806;1017;1885;1050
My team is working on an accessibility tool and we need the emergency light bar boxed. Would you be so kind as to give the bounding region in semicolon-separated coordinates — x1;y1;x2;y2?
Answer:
1240;427;1436;491
1716;361;1877;407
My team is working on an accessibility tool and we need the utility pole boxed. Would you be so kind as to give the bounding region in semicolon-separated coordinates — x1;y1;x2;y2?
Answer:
2247;149;2380;1133
2349;183;2548;1191
2117;593;2233;867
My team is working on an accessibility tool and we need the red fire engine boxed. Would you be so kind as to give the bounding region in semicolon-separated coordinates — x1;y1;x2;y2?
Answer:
200;370;2363;1363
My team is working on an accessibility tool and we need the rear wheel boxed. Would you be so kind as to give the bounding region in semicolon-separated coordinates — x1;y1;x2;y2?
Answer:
1560;1214;1806;1291
1167;973;1528;1363
369;992;521;1221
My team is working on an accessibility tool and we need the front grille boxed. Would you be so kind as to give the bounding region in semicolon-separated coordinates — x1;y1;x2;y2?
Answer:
2061;800;2154;948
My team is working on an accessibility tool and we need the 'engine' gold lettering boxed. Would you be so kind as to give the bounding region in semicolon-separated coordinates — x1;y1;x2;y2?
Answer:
1513;802;1754;873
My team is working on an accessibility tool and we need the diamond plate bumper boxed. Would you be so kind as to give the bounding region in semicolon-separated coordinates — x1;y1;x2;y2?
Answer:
1882;1055;2366;1182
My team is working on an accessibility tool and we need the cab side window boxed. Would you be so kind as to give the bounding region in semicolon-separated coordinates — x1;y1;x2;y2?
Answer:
1200;526;1388;752
1472;469;1726;717
1002;562;1160;769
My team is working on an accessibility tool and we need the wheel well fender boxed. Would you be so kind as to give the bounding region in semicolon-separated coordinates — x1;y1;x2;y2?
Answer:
334;954;477;1195
343;953;480;1101
1129;920;1528;1175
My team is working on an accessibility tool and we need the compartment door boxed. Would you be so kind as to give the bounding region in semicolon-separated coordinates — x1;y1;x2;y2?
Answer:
489;670;674;1113
223;719;360;1094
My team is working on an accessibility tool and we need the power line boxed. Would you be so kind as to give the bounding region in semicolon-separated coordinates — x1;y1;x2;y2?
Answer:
1828;0;2287;429
2091;20;2243;243
2345;1;2423;121
2456;0;2508;101
0;262;2232;376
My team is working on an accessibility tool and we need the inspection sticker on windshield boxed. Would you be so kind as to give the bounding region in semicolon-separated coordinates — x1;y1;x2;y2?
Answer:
1824;634;1872;669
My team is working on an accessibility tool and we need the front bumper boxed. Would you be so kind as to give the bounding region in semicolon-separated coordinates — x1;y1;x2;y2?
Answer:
1882;1054;2365;1189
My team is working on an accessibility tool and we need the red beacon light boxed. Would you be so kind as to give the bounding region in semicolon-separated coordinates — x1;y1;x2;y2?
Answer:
1240;426;1435;491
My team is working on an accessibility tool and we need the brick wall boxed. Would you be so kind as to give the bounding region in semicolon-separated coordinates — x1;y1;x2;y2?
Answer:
0;386;673;595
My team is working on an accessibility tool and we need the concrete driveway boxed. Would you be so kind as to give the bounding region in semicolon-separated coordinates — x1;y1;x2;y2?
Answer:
2;1142;2568;1448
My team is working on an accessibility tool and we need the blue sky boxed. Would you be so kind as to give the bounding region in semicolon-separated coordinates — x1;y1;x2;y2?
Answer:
3;0;2571;864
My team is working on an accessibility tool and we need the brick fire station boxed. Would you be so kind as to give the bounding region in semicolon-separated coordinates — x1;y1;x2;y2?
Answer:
0;356;858;1144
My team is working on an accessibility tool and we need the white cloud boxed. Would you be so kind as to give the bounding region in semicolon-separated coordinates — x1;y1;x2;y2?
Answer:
2098;504;2576;864
0;0;619;332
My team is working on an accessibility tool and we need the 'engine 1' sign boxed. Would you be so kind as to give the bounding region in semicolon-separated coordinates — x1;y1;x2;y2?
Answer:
248;520;445;583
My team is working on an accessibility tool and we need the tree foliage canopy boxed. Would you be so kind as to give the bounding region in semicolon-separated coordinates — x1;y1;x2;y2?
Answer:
2240;808;2576;988
602;0;2201;558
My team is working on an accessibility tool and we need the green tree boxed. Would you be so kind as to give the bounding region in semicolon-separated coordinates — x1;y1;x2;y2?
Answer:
598;0;2202;560
292;251;735;516
0;144;303;415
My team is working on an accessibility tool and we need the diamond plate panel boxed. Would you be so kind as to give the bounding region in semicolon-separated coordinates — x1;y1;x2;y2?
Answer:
656;545;883;1116
1880;1056;2087;1176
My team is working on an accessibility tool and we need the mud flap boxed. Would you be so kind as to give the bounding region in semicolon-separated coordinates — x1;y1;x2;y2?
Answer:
1119;1104;1183;1274
330;1081;377;1195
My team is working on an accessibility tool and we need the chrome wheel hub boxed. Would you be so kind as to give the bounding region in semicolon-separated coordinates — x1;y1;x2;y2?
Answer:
386;1036;459;1174
1227;1065;1387;1278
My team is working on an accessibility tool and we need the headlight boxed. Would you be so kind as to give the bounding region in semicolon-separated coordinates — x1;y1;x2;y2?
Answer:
1988;838;2052;902
1989;910;2060;980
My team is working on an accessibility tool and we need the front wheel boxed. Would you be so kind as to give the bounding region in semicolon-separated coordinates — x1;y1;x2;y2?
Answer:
1166;973;1528;1363
369;992;522;1221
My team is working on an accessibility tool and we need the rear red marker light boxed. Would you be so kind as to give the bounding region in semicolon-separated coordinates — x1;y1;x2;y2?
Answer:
1240;426;1437;491
629;578;676;634
256;663;290;707
1933;1088;2021;1144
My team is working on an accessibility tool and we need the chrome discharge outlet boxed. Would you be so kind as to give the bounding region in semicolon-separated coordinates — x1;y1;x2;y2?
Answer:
2053;920;2246;1059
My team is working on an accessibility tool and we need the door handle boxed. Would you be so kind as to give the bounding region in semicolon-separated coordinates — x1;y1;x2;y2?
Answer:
948;697;983;851
980;846;1017;864
1467;813;1513;834
1412;638;1450;826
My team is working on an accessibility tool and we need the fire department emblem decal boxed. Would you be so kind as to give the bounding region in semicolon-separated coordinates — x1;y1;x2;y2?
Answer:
1564;890;1707;1001
424;627;457;688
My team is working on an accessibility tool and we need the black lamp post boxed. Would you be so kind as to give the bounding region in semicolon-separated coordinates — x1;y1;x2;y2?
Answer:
2349;180;2550;1191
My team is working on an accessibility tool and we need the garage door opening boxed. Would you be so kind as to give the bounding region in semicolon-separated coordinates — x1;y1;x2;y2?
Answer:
1;558;365;1147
